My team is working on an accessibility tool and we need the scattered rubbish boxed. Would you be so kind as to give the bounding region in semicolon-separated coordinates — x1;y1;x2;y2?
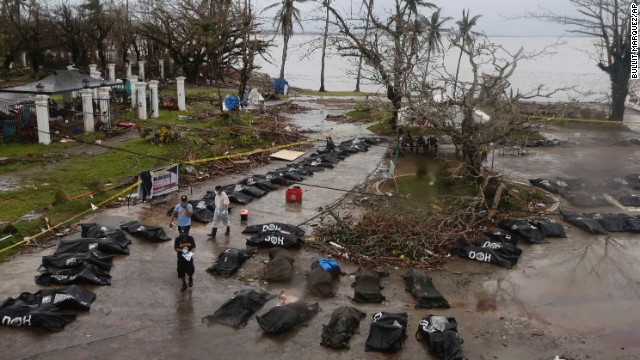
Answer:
15;210;46;223
270;149;305;161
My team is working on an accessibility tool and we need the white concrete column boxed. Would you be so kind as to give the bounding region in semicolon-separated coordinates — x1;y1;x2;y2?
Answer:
149;80;159;118
34;95;51;145
158;59;164;80
107;63;116;82
80;89;94;133
99;87;111;129
129;77;138;109
176;76;186;111
126;62;132;78
21;52;26;68
89;64;98;77
137;82;147;120
138;60;145;81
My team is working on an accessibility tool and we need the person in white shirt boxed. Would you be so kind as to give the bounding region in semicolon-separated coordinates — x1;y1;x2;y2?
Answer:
210;185;230;237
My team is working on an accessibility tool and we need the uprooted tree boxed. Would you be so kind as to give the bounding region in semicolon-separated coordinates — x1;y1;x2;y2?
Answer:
528;0;633;121
409;31;567;181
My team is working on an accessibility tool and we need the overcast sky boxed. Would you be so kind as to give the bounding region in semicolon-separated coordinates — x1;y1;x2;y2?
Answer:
257;0;576;37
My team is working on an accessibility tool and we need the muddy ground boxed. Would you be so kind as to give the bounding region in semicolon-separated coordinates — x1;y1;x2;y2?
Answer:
0;97;639;360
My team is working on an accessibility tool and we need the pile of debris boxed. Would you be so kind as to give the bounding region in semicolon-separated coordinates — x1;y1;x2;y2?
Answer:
309;195;485;268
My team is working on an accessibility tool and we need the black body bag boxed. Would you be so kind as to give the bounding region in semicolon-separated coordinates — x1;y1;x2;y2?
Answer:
560;210;608;235
203;289;275;328
416;315;464;360
245;231;304;249
17;285;96;311
80;223;130;246
120;221;171;242
403;268;450;309
352;269;385;303
242;223;305;237
35;264;112;286
40;249;114;272
55;238;130;255
365;311;408;353
264;248;294;283
255;300;320;335
451;237;520;269
529;217;567;238
0;298;75;332
206;248;254;277
321;306;365;349
498;218;545;244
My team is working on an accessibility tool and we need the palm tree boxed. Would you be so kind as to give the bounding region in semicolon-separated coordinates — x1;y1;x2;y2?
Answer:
319;0;330;92
264;0;308;95
421;8;451;86
452;9;480;99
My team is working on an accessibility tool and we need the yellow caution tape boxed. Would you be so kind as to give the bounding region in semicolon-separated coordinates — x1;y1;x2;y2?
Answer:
1;125;365;254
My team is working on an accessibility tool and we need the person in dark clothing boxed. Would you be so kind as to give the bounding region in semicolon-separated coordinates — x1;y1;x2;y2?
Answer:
174;231;196;291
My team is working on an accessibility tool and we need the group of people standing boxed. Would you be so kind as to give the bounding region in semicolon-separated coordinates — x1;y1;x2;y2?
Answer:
167;185;231;291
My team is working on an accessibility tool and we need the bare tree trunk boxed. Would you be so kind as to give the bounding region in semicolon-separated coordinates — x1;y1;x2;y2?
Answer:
277;34;289;95
355;0;372;92
453;41;464;99
605;57;630;121
319;0;330;92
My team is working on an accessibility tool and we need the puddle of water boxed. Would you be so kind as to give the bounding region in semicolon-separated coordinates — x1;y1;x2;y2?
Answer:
479;234;640;349
383;155;477;202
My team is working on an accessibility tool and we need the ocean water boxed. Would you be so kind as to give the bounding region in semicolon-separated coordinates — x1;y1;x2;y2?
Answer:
256;35;611;103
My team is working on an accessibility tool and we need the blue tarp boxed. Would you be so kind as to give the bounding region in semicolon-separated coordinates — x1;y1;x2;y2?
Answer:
224;94;240;111
273;78;289;95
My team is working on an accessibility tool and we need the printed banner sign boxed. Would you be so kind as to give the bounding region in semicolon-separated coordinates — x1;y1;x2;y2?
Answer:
138;165;179;199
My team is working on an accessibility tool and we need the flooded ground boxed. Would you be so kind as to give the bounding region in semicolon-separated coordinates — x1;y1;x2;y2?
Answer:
1;99;640;359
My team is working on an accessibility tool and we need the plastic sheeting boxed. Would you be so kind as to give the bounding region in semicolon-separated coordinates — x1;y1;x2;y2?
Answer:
352;269;386;303
403;269;450;309
120;221;171;242
365;312;408;353
256;300;320;335
206;248;254;277
321;306;365;349
203;289;275;328
416;315;464;360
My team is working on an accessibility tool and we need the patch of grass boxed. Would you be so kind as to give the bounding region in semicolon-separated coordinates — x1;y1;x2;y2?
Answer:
368;121;394;135
0;139;78;158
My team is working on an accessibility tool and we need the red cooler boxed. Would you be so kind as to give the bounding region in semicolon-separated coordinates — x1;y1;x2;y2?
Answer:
286;186;303;202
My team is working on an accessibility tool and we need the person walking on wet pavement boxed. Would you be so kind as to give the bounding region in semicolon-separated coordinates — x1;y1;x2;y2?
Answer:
169;195;193;235
175;230;196;291
209;185;230;237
